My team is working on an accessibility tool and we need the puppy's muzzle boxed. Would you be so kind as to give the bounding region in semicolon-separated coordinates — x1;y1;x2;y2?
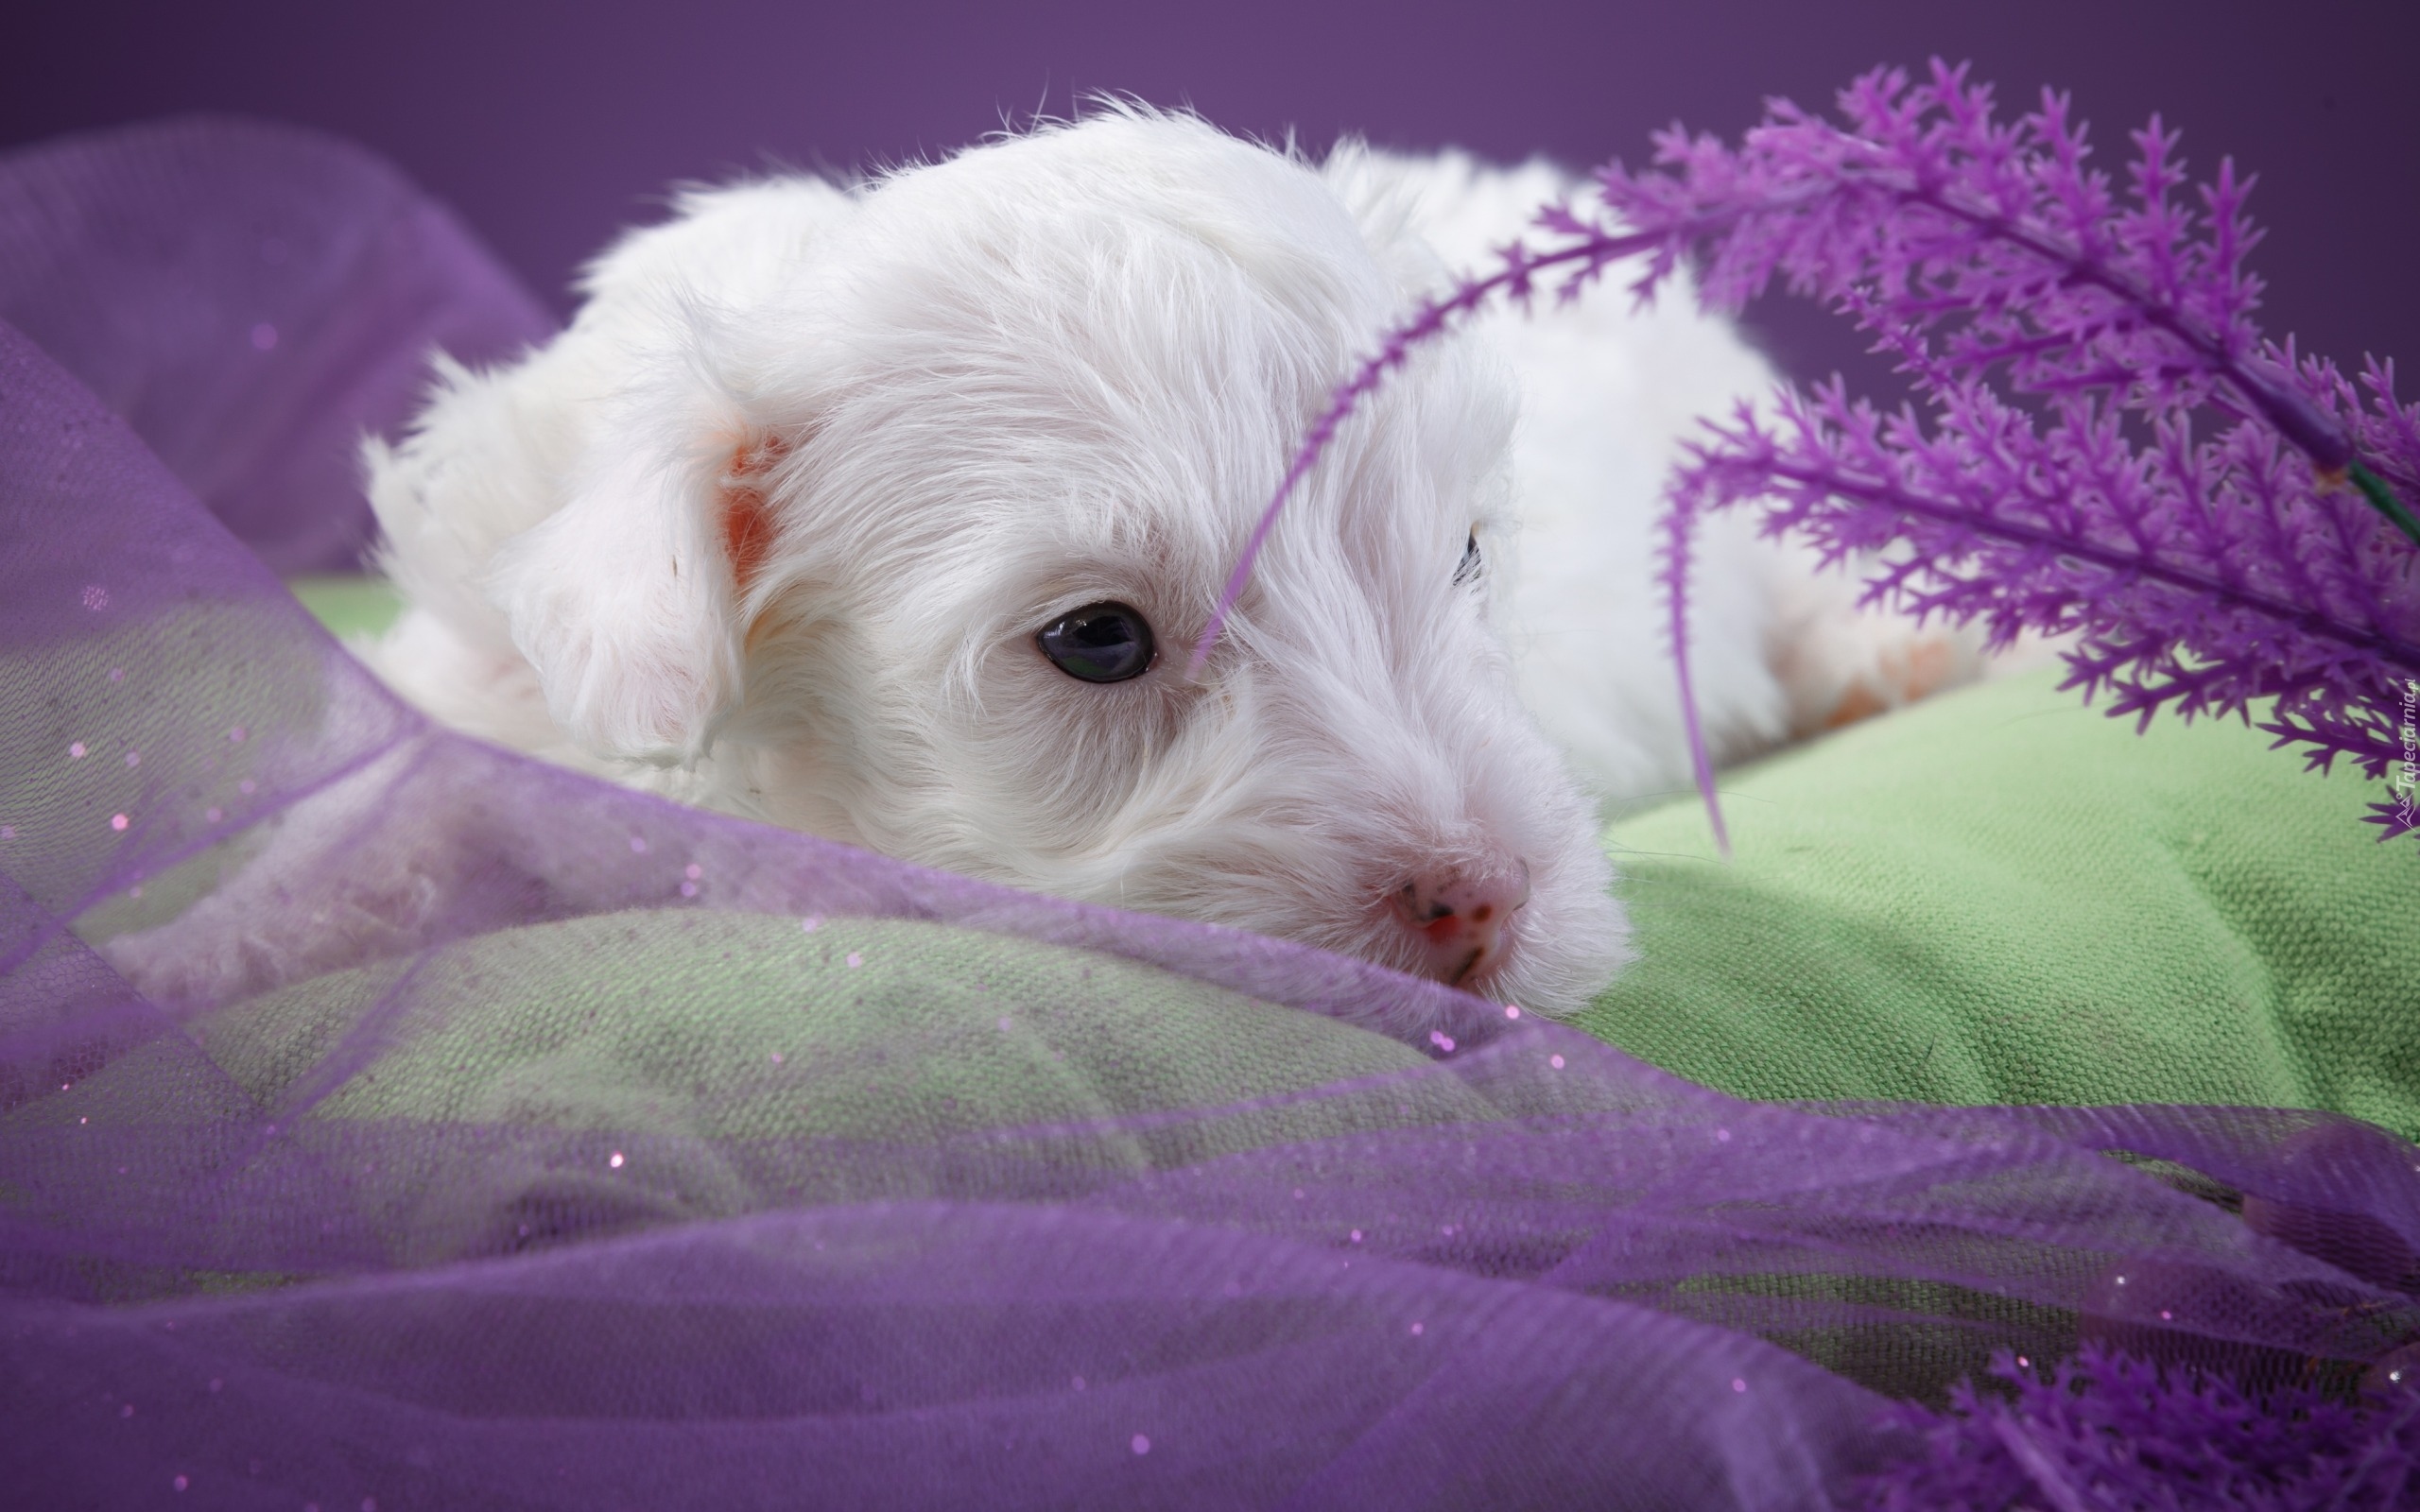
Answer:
1390;862;1531;988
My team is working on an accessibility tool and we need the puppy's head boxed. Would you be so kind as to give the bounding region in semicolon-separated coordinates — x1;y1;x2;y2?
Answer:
487;111;1630;1013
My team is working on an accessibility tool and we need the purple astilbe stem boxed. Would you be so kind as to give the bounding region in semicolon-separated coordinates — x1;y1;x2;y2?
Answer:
1186;233;1661;677
1657;494;1732;856
1204;59;2420;843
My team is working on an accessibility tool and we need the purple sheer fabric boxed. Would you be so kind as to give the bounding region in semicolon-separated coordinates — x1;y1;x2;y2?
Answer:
0;116;552;572
4;122;2419;1510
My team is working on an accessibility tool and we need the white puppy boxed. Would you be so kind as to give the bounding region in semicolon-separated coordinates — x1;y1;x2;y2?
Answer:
137;110;1974;1017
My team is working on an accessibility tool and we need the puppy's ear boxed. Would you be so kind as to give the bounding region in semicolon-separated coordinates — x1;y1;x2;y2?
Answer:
486;370;786;766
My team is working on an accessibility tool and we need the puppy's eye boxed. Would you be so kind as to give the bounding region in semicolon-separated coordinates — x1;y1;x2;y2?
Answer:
1452;528;1483;587
1037;601;1156;683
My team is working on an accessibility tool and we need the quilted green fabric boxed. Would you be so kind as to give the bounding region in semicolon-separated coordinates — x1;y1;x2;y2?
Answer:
1582;670;2419;1138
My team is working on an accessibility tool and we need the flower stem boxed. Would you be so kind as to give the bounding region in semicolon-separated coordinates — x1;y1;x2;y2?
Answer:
2347;462;2420;546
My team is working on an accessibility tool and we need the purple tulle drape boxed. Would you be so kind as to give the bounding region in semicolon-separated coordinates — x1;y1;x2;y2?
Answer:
4;119;2418;1511
0;115;552;572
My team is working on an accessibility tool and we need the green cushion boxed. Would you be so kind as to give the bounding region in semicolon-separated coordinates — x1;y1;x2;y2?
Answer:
287;574;404;640
119;912;1466;1270
1581;670;2418;1138
196;911;1456;1152
285;578;2418;1136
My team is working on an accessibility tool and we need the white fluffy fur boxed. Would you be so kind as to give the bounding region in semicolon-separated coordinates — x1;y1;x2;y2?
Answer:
133;110;1991;1016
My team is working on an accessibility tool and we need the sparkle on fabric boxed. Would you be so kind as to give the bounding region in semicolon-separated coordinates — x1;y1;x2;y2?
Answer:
1428;1030;1456;1052
82;585;109;610
1731;1379;1747;1394
1549;1054;1564;1069
1130;1435;1150;1455
173;1475;188;1491
1503;1003;1521;1018
126;750;140;767
1348;1229;1362;1243
769;1051;784;1064
110;814;129;831
250;321;278;351
1410;1322;1424;1335
608;1151;625;1169
1715;1127;1731;1143
69;741;86;758
684;863;702;879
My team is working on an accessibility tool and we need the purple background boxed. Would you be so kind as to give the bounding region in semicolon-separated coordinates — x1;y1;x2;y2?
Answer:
6;0;2418;387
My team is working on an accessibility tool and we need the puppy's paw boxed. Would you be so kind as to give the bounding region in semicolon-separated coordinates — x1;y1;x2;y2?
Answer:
105;909;289;1012
104;866;447;1011
1772;608;1988;738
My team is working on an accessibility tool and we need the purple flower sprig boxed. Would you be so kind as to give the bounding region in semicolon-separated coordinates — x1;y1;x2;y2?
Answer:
1184;163;1856;679
1860;1345;2419;1510
1188;229;1661;677
1198;60;2420;843
1642;62;2420;843
1667;368;2420;841
1590;62;2416;539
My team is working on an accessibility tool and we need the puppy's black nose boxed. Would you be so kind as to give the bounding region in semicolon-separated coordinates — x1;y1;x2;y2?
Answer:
1390;862;1530;987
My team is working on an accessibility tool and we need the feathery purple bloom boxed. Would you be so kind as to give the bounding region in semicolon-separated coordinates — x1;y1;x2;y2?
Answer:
1860;1345;2420;1511
1634;61;2420;844
1202;60;2420;841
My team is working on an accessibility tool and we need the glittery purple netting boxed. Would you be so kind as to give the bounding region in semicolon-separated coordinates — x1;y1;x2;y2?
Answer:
5;121;2420;1511
0;114;551;573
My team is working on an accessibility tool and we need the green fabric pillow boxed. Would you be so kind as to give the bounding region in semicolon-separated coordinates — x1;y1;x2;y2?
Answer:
288;574;405;640
285;576;2418;1136
1582;670;2418;1138
168;911;1465;1260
